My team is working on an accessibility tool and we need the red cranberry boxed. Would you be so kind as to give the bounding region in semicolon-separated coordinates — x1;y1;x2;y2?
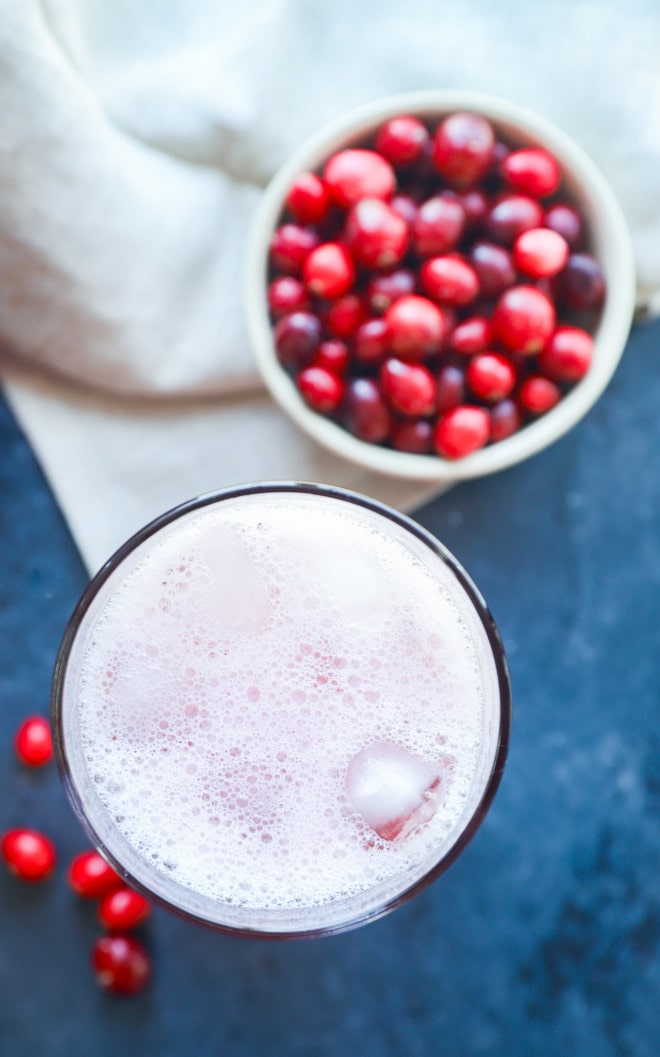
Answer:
366;268;416;315
302;242;355;299
389;194;418;225
544;202;584;249
385;295;446;360
468;241;516;299
322;293;367;338
92;935;151;996
268;108;603;461
436;364;466;412
376;115;430;167
458;188;489;229
539;325;593;381
518;375;562;414
99;887;152;931
2;828;56;881
493;285;556;353
344;198;409;269
488;140;511;176
466;352;517;402
434;405;491;458
448;315;493;355
557;253;606;309
343;378;392;443
297;365;345;412
412;194;465;257
68;850;123;899
285;172;330;224
14;716;53;767
501;148;561;198
315;339;349;374
390;418;434;453
513;228;569;278
380;358;437;417
274;312;322;369
323;149;396;207
420;255;479;306
432;112;495;188
490;398;523;442
267;276;309;317
486;194;545;246
270;224;319;274
353;318;391;365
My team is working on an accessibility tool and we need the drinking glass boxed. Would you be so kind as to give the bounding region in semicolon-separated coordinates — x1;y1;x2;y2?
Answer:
52;482;511;939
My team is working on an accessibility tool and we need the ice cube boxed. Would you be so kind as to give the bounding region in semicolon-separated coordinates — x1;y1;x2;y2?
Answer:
199;523;270;635
346;742;442;841
322;546;389;625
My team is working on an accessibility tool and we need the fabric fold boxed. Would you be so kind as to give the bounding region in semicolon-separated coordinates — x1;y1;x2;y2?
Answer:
1;0;659;572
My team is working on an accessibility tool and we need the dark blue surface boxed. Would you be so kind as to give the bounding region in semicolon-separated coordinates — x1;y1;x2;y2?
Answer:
1;320;659;1057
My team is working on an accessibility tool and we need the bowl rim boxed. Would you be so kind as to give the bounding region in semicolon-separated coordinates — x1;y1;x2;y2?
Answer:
243;89;636;482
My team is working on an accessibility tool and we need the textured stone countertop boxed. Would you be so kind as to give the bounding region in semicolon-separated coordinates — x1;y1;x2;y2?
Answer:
1;318;658;1057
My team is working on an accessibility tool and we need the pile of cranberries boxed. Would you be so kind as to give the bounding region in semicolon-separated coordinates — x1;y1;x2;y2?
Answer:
1;715;152;996
267;111;606;460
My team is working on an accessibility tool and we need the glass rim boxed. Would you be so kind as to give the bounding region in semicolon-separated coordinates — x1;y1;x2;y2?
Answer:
51;480;512;940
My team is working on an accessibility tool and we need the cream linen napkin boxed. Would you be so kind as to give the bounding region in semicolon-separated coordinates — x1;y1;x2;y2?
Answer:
1;0;659;571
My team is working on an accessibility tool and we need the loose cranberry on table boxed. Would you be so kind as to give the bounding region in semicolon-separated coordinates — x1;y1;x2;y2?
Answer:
92;934;151;996
268;108;606;460
14;715;53;767
98;887;152;931
68;849;124;899
1;828;56;881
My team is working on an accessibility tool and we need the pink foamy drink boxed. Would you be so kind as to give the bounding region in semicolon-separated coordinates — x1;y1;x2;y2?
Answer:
52;484;510;938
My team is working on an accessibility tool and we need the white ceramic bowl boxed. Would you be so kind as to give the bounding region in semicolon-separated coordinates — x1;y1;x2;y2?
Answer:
244;90;636;482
